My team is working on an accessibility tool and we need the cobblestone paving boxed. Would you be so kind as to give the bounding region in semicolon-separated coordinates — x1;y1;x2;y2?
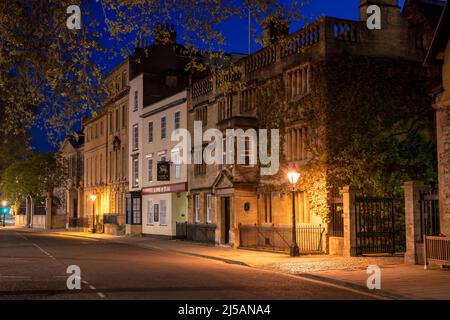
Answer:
265;256;404;274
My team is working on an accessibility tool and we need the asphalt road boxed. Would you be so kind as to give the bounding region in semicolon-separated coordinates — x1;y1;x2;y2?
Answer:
0;229;378;300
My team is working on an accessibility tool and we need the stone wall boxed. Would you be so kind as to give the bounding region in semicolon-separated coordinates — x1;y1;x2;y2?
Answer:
436;39;450;236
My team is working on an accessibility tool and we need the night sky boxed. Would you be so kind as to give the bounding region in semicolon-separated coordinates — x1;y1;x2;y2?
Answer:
31;0;406;152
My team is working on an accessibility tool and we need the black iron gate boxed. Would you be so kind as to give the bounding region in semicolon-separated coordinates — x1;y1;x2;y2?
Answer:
355;196;401;255
420;192;440;240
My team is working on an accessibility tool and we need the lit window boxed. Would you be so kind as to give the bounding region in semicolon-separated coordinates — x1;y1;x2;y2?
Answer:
132;157;139;188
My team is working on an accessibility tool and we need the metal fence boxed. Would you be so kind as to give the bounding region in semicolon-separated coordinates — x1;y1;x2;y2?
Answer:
176;222;216;243
355;196;396;255
354;195;406;255
239;224;325;254
34;205;47;215
329;195;344;237
424;236;450;268
69;217;90;228
420;192;440;240
176;222;187;239
103;214;118;225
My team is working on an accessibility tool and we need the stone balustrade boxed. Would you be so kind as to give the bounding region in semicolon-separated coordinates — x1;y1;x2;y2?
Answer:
190;17;362;102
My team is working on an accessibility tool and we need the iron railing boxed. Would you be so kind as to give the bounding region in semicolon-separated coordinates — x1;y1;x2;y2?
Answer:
239;224;325;254
103;214;119;225
69;217;90;228
176;222;187;239
176;222;216;243
420;192;440;240
34;205;47;215
355;196;397;255
424;236;450;268
329;195;344;237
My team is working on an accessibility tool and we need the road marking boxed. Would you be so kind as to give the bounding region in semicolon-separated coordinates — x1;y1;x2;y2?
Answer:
15;231;57;261
32;243;56;260
15;232;28;240
12;231;107;299
82;279;106;299
0;275;31;279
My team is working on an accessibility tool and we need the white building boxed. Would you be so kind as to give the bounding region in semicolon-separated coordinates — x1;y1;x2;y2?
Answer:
128;87;188;237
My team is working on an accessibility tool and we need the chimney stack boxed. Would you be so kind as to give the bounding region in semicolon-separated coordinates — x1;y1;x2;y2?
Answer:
154;22;177;46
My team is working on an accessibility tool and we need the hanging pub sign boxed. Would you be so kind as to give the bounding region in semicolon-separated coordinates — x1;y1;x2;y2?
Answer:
157;160;170;181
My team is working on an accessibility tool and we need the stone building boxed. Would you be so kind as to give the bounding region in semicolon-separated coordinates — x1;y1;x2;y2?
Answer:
126;24;197;235
83;111;108;231
59;131;84;228
187;0;443;248
137;91;189;238
426;1;450;236
105;60;130;228
81;59;130;233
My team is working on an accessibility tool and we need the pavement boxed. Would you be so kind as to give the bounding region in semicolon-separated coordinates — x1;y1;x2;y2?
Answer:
0;227;379;300
4;226;450;300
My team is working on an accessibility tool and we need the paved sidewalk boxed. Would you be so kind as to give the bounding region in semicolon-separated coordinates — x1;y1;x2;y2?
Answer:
12;227;450;300
50;230;403;270
307;264;450;300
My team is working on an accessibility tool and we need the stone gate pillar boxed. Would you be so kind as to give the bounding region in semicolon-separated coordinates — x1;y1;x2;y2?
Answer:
29;196;35;228
403;181;425;265
25;196;31;227
342;186;357;256
45;193;53;230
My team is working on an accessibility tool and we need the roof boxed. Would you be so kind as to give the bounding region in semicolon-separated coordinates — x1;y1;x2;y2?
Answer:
425;1;450;64
67;131;85;149
60;131;84;153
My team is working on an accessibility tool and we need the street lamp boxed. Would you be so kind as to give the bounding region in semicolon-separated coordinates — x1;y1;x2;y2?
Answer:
1;200;8;227
287;171;300;257
90;194;97;233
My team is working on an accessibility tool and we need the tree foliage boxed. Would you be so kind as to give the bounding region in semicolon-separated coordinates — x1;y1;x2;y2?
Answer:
257;54;437;220
1;153;66;202
0;0;310;142
321;55;437;196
